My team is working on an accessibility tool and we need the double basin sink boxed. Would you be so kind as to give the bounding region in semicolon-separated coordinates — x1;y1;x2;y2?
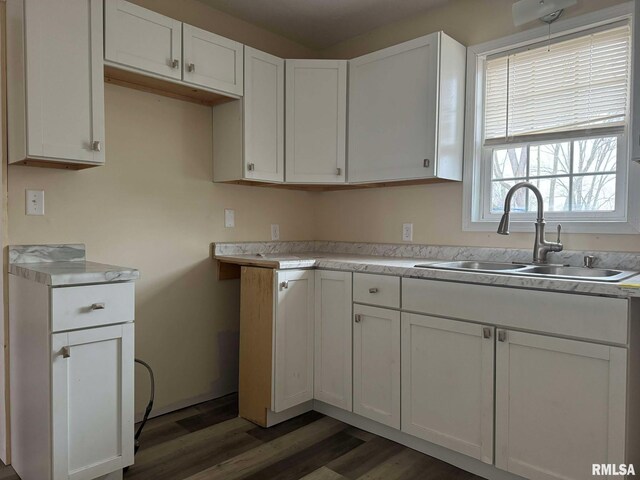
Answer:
414;261;637;283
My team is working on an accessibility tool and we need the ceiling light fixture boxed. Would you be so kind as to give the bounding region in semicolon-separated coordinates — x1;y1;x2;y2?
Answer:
512;0;577;27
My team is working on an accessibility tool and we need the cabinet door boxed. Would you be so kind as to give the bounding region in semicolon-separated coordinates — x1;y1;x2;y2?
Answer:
401;313;494;463
348;34;439;183
105;0;182;80
20;0;105;164
353;304;400;428
182;24;243;96
273;270;314;412
244;47;285;182
495;330;627;480
314;271;352;410
52;324;134;480
286;60;347;184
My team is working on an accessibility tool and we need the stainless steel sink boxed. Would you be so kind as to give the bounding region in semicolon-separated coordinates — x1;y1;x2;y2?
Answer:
521;265;635;282
414;260;637;282
415;261;528;272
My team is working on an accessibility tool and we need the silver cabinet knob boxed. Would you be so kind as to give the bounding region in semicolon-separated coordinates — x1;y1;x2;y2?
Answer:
368;287;379;294
497;330;507;342
247;163;255;171
336;167;342;176
90;303;105;311
188;63;195;72
423;159;430;168
354;314;362;323
92;141;101;152
61;347;71;359
172;59;180;69
280;281;289;290
482;327;492;339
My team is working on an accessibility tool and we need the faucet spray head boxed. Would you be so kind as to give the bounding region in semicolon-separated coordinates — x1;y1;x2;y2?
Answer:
497;212;510;235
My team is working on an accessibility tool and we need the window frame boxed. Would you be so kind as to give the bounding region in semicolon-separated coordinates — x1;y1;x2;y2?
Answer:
462;2;640;234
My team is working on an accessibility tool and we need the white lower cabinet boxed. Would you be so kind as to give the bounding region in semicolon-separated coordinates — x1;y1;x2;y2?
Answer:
314;270;352;410
52;324;134;480
495;329;627;480
9;275;136;480
401;313;494;464
353;304;400;428
273;270;315;412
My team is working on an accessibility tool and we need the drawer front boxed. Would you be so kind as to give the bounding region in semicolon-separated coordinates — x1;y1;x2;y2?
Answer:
353;273;400;308
402;278;628;345
52;283;135;332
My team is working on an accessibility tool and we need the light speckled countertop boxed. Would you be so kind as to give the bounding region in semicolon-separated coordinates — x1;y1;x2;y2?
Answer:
213;242;640;299
9;244;139;286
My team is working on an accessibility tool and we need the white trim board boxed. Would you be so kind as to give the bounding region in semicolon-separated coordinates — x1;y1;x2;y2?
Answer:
462;2;640;235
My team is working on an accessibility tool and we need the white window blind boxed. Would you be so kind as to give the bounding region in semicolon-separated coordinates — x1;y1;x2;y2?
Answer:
484;23;631;146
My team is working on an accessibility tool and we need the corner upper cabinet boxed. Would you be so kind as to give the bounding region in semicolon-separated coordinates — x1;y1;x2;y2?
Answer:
213;47;285;183
348;32;466;183
285;60;347;184
105;0;182;80
7;0;105;168
182;25;243;96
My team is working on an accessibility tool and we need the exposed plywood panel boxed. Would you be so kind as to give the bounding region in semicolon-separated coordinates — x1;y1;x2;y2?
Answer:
238;266;274;426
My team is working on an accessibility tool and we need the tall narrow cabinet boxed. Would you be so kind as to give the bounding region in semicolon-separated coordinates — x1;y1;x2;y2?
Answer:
7;0;105;168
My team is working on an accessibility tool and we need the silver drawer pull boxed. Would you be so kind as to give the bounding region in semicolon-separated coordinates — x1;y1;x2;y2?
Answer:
61;347;71;359
482;327;492;339
280;281;289;290
188;63;195;72
497;330;507;342
90;303;105;311
92;140;102;152
171;59;180;69
368;287;379;294
354;314;362;323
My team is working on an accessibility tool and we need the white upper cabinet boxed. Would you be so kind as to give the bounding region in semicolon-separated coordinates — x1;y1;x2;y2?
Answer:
401;313;494;464
213;47;285;183
495;330;627;480
348;32;465;183
285;60;347;184
105;0;182;80
182;24;243;96
7;0;105;168
314;270;352;411
244;47;285;182
273;270;314;413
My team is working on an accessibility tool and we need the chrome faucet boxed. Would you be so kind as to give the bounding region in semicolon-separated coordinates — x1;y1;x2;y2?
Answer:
497;181;563;264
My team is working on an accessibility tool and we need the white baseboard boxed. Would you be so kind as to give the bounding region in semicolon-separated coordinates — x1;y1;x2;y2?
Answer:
313;401;524;480
135;387;237;423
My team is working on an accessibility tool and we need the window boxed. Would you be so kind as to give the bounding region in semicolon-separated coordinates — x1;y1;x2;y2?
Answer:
464;5;639;234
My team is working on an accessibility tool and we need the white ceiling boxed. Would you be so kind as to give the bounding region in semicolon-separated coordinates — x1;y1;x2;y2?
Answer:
196;0;450;50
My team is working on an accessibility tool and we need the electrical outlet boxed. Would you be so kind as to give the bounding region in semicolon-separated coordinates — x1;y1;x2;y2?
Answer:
26;190;44;216
402;223;413;242
224;209;235;228
271;224;280;241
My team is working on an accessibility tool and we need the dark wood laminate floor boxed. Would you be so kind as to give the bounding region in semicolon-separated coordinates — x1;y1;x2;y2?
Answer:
0;393;484;480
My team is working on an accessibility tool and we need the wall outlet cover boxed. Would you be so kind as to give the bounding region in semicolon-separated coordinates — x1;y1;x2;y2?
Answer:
224;209;235;228
26;190;44;216
402;223;413;242
271;224;280;241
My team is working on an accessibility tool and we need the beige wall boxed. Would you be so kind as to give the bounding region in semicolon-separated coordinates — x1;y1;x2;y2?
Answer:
315;0;640;252
7;0;319;416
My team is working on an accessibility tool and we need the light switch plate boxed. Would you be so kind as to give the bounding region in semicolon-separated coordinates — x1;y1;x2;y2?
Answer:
26;190;44;215
224;209;235;228
271;224;280;241
402;223;413;242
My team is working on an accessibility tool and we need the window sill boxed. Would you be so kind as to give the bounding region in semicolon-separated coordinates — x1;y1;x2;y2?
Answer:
462;218;640;235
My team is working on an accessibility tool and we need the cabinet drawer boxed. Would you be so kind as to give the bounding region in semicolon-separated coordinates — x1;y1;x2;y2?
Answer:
52;283;135;332
402;278;628;344
353;273;400;308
